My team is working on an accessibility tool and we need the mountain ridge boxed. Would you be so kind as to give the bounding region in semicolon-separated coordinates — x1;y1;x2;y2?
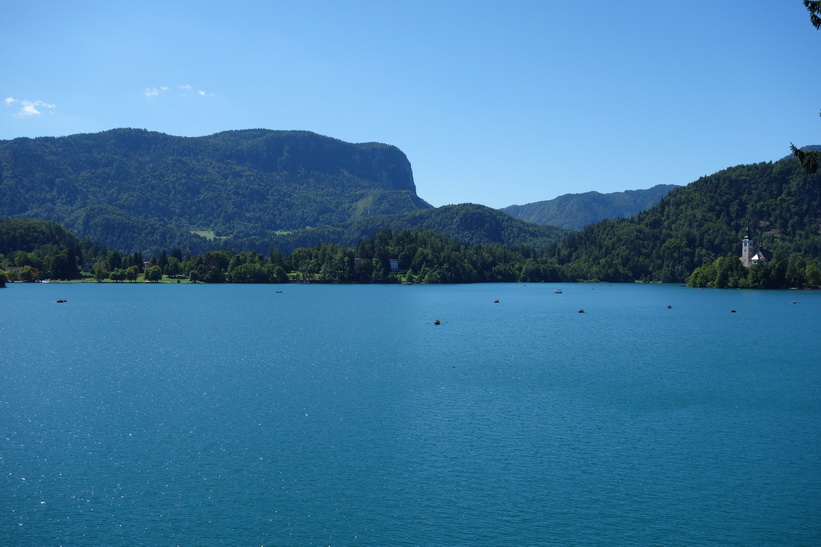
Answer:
0;128;432;252
501;184;679;230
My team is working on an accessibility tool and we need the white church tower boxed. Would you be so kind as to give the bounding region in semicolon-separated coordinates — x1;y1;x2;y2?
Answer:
740;232;753;268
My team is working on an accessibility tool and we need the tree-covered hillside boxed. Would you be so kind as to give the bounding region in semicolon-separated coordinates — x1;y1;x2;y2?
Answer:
0;217;107;280
229;203;570;255
550;156;821;283
502;184;678;229
0;128;431;253
3;152;819;290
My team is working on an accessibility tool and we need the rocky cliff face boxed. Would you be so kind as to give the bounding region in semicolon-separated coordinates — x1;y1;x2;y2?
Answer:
210;129;418;192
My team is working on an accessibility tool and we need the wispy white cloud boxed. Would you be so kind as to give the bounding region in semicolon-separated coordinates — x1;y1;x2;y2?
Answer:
179;84;212;97
145;84;213;99
4;97;57;116
144;86;169;98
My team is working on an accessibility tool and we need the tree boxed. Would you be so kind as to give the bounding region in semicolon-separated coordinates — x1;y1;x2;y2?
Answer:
92;260;110;282
791;144;819;174
164;256;182;277
203;266;225;283
805;0;821;29
805;261;821;286
19;264;40;281
791;2;821;173
48;252;76;279
109;268;127;282
785;254;807;287
144;265;163;282
107;250;123;271
272;265;289;283
125;265;139;282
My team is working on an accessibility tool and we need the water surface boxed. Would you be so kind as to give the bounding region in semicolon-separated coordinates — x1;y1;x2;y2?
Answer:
2;283;819;545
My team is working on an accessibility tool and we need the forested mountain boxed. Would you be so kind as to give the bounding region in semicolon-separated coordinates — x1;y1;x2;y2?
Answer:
549;155;821;283
3;149;819;288
2;126;817;288
0;128;431;253
0;217;107;280
229;203;570;255
501;184;679;229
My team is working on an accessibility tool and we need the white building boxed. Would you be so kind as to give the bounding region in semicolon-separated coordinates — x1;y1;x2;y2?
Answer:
740;233;771;267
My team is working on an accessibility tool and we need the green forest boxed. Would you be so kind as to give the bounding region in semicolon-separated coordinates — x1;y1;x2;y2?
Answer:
0;218;564;285
2;169;820;289
548;155;821;286
1;135;819;289
227;203;570;256
501;184;679;230
0;129;431;254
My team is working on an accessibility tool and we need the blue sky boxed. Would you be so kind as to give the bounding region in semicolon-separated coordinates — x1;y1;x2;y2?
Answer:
2;1;818;209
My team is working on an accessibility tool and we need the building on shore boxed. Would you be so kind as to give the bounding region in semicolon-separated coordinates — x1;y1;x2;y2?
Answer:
740;233;771;267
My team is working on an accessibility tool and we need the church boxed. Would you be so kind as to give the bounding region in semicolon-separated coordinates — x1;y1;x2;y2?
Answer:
740;233;772;267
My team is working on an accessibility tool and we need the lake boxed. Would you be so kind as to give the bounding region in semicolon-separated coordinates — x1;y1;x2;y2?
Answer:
1;282;819;545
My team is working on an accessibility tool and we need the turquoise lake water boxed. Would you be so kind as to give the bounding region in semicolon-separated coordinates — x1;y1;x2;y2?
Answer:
1;282;819;545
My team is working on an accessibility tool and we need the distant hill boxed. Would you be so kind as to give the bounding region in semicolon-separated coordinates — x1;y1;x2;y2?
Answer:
0;217;108;279
228;203;570;255
501;184;679;229
0;128;432;253
550;155;821;283
0;217;85;256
